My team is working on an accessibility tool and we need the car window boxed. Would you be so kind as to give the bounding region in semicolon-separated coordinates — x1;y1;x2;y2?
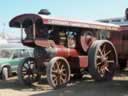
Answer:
21;49;31;57
0;49;13;58
13;49;31;59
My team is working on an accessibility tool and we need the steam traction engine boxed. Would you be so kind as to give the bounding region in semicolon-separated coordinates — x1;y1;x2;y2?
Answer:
9;10;128;89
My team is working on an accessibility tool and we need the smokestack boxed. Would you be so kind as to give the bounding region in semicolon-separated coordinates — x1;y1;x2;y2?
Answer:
38;9;51;15
125;8;128;20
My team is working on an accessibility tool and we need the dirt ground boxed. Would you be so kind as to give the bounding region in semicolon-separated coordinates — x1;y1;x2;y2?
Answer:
0;72;128;96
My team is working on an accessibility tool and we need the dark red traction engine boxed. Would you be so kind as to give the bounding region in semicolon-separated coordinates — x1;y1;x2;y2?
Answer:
9;10;128;89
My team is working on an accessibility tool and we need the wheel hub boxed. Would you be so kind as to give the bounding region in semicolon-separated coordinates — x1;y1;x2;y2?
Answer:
27;69;33;74
57;69;63;75
101;56;107;63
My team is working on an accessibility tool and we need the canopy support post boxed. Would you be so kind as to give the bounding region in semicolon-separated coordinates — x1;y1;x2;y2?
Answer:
33;22;36;40
20;23;23;41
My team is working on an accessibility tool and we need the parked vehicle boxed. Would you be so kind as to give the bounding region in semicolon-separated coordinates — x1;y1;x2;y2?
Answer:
9;9;128;89
0;43;33;80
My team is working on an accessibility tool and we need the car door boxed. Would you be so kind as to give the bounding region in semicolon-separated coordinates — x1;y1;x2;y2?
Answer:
9;49;31;72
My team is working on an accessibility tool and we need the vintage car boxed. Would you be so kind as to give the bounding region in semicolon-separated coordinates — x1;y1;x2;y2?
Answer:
0;43;33;80
9;9;128;89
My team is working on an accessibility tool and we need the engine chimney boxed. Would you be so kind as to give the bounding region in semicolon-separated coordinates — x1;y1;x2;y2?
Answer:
125;8;128;20
38;9;51;15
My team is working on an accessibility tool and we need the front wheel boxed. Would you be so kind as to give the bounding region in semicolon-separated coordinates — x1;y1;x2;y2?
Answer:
88;40;118;81
47;57;71;89
17;57;39;86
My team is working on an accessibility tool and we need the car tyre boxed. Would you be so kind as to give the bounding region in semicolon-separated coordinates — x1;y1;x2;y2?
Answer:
2;67;9;80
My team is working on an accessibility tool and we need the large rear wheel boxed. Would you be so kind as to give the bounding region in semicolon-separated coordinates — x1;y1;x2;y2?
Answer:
47;57;70;89
88;40;118;81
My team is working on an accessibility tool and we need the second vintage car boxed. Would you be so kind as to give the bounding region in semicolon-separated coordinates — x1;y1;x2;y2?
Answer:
0;43;33;80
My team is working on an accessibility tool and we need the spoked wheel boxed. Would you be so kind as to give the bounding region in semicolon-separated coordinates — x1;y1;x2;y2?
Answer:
47;57;70;89
88;40;118;81
18;57;39;86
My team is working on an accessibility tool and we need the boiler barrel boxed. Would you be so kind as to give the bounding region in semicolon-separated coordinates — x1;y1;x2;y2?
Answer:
34;47;79;59
55;47;79;57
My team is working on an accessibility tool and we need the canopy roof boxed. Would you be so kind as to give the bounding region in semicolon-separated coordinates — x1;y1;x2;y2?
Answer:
9;13;128;31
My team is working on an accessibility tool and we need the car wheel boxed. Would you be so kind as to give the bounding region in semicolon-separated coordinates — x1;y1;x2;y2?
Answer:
2;67;9;80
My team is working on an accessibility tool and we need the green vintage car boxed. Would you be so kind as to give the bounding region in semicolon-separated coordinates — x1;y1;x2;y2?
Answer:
0;43;33;80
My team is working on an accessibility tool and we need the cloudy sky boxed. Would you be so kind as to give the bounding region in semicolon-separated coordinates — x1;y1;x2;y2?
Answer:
0;0;128;37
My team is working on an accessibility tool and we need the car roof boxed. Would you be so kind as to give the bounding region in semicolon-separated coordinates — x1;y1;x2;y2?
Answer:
0;43;32;49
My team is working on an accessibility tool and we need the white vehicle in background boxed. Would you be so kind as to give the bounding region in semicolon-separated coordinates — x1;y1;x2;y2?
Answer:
0;43;33;80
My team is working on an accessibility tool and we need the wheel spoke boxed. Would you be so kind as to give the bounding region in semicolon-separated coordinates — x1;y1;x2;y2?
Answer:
104;67;110;72
99;64;110;75
31;64;35;69
52;70;58;75
53;77;57;86
97;55;102;59
107;60;115;64
27;62;31;69
52;73;57;80
60;63;64;69
24;63;29;69
22;70;27;74
60;76;66;84
98;48;104;57
60;66;66;72
31;73;37;81
98;66;104;76
52;64;57;70
97;62;102;66
105;50;112;57
27;74;31;80
97;67;101;74
57;76;60;86
23;65;28;70
52;74;57;78
27;61;31;65
24;75;28;79
102;44;106;55
56;62;60;71
101;68;105;75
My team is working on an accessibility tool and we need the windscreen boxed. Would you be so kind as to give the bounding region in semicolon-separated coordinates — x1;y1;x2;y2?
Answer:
0;49;13;58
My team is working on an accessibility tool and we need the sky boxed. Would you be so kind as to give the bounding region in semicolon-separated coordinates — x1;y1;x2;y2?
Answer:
0;0;128;37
